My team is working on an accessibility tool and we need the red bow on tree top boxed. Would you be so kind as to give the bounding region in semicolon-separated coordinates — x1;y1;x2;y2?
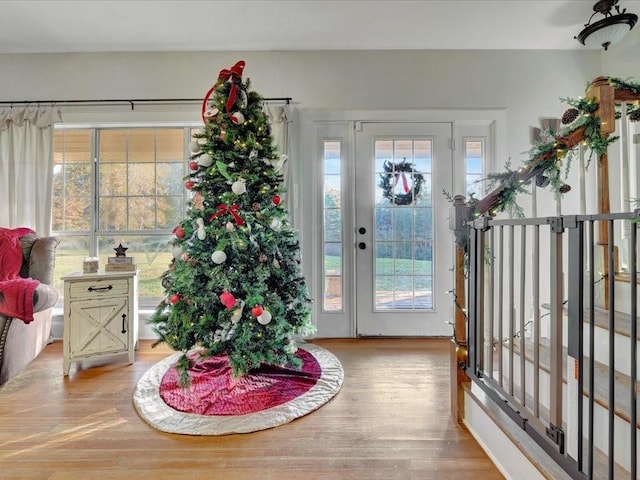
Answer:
201;60;246;124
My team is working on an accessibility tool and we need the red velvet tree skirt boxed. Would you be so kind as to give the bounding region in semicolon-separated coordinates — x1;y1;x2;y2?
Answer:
159;348;321;416
134;343;343;435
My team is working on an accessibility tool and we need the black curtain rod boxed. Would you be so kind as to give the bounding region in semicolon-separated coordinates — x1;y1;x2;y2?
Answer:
0;97;292;109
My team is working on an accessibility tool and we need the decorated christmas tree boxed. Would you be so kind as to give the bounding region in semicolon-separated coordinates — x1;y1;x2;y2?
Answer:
149;60;314;383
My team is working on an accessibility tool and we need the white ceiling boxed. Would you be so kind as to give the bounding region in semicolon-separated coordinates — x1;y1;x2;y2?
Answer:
1;0;638;54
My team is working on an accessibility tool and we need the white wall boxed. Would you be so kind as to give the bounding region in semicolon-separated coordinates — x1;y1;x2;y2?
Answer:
2;50;608;212
2;49;601;162
601;21;640;79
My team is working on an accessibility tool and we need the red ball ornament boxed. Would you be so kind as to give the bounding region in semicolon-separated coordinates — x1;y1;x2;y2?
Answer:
251;305;264;317
169;293;181;304
189;161;199;171
272;195;281;205
173;226;185;238
220;291;236;309
185;180;195;190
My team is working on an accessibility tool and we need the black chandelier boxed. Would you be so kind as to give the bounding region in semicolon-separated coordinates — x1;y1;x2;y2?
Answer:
575;0;638;50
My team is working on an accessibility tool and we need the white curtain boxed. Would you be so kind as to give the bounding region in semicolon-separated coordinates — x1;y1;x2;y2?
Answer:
0;106;58;235
264;104;296;225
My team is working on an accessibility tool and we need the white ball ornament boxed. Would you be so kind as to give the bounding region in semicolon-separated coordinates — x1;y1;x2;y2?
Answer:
257;310;272;325
189;141;201;154
211;250;227;264
230;111;245;124
198;154;213;167
270;218;282;231
226;221;235;232
231;179;247;195
171;245;183;259
204;107;219;118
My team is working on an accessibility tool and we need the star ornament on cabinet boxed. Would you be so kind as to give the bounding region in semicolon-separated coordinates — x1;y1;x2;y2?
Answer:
114;244;128;257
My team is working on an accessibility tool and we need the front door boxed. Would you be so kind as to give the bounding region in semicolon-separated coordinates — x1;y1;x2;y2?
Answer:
354;122;453;336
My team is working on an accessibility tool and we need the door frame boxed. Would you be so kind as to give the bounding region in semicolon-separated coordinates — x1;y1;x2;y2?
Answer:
298;109;507;338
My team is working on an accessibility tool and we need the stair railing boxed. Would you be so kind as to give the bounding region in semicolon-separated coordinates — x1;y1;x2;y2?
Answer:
451;76;640;478
465;211;638;479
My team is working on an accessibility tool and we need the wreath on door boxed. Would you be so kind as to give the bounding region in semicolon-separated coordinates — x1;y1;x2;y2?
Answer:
379;159;424;206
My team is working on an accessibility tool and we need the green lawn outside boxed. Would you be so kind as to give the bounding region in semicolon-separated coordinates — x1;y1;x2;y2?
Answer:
324;255;432;291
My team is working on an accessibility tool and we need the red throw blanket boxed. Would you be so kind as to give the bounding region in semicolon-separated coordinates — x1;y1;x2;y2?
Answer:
0;227;40;323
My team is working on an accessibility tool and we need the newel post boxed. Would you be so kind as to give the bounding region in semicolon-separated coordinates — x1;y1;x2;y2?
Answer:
450;194;471;421
587;77;616;308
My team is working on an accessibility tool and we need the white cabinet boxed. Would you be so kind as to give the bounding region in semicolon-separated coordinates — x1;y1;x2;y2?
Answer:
62;271;138;375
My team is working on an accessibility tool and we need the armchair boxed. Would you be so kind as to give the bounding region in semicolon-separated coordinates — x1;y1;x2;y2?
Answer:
0;232;60;385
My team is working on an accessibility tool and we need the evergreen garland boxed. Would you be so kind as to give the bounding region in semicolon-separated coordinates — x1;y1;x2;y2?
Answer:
608;77;640;96
447;76;640;250
446;76;640;346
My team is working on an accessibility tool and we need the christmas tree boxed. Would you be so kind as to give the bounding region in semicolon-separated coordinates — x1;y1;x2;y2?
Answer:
149;60;314;383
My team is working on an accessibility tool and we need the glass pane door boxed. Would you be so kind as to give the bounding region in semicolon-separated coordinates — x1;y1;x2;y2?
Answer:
355;122;453;336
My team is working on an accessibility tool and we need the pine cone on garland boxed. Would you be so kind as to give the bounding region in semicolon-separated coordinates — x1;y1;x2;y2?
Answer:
559;184;572;194
561;108;579;125
536;175;550;187
629;108;640;122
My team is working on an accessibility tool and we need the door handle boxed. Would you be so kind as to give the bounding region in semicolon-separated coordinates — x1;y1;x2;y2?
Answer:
121;314;127;334
358;242;366;250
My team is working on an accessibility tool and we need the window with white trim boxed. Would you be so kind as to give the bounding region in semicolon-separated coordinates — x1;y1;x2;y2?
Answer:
53;127;191;305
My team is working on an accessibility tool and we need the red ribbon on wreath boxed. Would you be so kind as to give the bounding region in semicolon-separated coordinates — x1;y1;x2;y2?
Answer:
392;172;410;193
201;60;246;124
209;203;244;226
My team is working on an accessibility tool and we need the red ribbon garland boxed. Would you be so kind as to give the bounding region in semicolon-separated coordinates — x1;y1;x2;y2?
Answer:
200;60;246;124
209;203;244;226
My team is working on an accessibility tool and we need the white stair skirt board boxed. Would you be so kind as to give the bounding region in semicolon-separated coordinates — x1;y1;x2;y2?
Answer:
496;344;639;474
464;383;573;480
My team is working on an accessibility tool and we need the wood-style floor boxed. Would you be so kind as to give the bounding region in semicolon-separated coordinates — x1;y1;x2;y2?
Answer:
0;338;504;480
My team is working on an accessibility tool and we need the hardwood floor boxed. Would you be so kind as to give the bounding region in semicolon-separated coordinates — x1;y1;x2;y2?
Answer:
0;338;503;480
